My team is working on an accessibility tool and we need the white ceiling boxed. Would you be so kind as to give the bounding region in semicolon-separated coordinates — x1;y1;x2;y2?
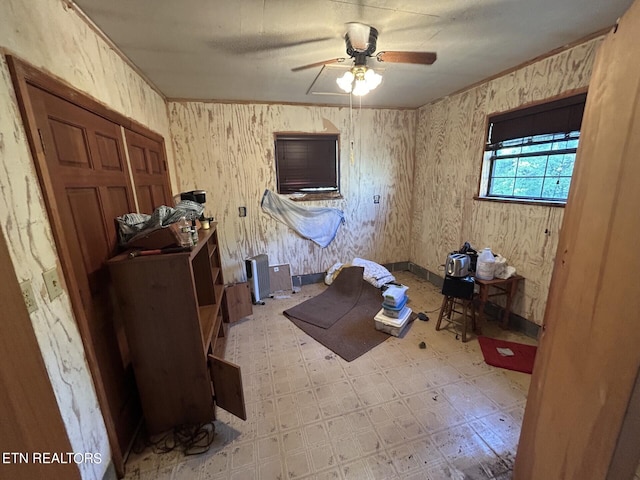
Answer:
72;0;633;109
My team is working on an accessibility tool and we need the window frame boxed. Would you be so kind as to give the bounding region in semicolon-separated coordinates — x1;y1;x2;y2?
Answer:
274;133;341;199
476;90;587;207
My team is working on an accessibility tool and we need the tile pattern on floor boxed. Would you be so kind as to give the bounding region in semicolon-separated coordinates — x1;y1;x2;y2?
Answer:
124;271;536;480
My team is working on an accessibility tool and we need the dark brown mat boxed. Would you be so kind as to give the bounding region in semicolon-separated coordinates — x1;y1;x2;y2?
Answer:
284;267;415;362
283;266;365;329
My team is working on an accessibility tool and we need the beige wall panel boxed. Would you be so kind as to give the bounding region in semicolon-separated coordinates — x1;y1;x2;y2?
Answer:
169;102;415;282
411;87;489;275
412;37;602;325
486;39;600;114
0;0;175;477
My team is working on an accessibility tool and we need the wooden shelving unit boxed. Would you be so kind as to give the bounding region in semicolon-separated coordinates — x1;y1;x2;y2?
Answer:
107;223;246;435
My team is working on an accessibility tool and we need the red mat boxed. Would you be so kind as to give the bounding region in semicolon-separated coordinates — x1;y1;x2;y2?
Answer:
478;336;537;374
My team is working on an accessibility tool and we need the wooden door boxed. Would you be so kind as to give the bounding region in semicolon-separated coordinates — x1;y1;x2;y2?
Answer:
124;128;173;213
514;1;640;478
0;224;80;480
28;85;141;474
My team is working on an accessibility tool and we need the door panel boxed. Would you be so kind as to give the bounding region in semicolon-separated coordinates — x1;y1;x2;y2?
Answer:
104;186;132;247
66;188;110;277
28;84;141;473
96;133;125;171
49;118;91;168
128;144;146;174
124;129;173;213
136;186;154;216
148;150;162;174
209;355;247;421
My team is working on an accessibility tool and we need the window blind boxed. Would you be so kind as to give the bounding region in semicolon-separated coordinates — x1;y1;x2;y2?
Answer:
487;93;587;148
275;135;338;194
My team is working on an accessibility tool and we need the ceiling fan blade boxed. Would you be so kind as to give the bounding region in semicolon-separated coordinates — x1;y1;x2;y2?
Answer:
376;51;437;65
291;58;346;72
221;36;336;55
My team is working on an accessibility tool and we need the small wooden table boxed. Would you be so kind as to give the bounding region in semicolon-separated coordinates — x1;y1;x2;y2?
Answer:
474;275;524;333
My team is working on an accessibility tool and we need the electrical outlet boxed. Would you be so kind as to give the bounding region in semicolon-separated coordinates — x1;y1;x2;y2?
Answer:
373;195;380;204
43;267;63;300
239;206;247;217
20;280;38;314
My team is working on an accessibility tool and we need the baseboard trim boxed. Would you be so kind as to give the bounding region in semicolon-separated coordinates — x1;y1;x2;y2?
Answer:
293;272;325;287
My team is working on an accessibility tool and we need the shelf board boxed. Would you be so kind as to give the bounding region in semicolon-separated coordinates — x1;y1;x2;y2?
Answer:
199;305;216;351
210;266;221;285
208;241;218;258
214;283;225;305
211;312;225;358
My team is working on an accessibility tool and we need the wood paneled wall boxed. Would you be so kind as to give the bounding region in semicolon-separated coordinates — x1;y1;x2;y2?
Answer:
168;102;416;282
411;38;602;325
0;0;172;477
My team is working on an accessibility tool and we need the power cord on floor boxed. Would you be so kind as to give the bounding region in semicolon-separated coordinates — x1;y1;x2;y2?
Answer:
132;421;216;457
423;305;443;314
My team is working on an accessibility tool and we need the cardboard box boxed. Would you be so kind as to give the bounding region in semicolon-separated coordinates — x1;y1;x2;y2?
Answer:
223;282;253;323
269;264;293;293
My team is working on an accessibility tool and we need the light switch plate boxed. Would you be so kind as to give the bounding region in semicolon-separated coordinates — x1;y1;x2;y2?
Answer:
20;280;38;314
43;267;63;300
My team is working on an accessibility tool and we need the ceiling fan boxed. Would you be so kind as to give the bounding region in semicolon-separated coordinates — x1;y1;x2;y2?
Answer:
292;22;437;96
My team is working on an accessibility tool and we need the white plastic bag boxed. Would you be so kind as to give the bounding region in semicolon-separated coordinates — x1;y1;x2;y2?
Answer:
494;254;508;278
324;262;344;285
494;254;517;279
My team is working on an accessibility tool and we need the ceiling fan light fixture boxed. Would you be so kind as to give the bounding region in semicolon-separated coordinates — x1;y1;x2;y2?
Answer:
352;78;370;96
336;70;355;93
336;66;381;96
364;68;382;90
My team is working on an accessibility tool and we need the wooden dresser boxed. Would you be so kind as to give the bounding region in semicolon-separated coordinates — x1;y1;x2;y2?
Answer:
107;224;246;435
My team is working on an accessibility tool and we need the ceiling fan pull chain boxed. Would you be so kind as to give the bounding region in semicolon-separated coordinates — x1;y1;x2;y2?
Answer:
349;93;355;165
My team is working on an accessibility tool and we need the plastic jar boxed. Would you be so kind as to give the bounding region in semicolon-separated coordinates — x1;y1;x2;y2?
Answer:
476;247;496;280
177;216;193;247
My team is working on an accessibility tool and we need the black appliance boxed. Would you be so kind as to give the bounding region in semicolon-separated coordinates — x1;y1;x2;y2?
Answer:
180;190;208;221
441;275;475;300
180;190;206;204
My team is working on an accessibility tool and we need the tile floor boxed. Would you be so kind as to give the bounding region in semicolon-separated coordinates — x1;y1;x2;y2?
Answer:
124;270;538;480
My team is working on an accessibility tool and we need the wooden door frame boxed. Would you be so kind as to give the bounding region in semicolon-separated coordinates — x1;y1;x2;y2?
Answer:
514;1;640;477
0;219;81;480
6;55;171;477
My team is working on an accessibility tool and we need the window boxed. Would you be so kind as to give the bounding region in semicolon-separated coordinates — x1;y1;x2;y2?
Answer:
275;134;339;195
479;93;586;204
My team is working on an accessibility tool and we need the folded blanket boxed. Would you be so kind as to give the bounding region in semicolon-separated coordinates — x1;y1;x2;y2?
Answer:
325;258;395;288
